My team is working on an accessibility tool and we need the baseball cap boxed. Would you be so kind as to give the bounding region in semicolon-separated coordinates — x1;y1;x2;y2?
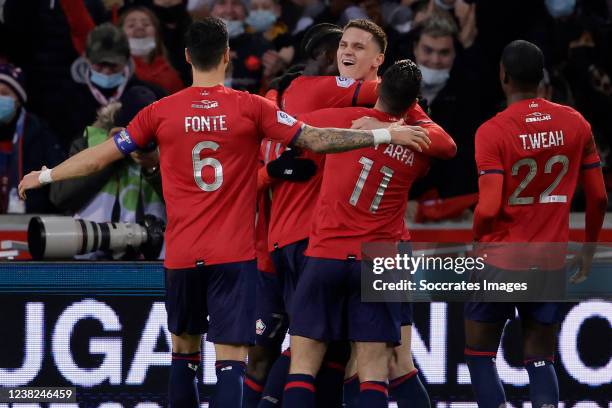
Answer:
86;23;131;66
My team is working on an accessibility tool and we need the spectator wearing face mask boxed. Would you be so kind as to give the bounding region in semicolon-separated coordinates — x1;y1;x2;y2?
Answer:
410;15;486;198
210;0;275;93
50;86;164;230
59;23;166;147
0;63;65;214
58;0;188;94
120;6;185;94
246;0;296;86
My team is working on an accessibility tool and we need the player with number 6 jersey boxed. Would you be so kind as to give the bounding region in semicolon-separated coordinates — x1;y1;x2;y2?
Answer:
17;19;435;408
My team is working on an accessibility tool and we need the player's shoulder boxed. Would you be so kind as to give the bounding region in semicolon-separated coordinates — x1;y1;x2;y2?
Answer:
476;114;504;138
302;106;367;121
545;100;588;123
226;88;273;111
293;75;358;88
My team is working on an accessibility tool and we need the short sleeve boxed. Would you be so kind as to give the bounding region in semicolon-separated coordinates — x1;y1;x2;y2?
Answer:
475;121;504;176
254;94;303;146
579;115;601;169
124;102;158;150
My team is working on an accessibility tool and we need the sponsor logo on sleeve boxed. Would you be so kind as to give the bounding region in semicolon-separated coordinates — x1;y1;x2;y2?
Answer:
525;112;552;123
335;76;356;88
277;111;297;126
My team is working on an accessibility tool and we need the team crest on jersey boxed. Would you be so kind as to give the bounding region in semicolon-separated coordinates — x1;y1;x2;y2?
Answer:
336;76;356;88
256;319;266;335
525;112;551;123
191;100;219;109
277;111;297;126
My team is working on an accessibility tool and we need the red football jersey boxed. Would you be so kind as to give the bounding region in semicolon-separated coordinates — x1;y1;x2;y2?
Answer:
475;98;600;243
281;76;378;114
266;76;376;250
299;107;430;260
126;85;302;268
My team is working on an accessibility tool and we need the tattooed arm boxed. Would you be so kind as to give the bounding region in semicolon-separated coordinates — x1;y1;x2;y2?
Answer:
294;124;431;154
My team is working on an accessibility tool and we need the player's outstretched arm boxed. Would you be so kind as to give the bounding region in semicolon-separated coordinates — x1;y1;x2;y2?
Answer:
418;122;456;159
351;116;456;159
294;124;431;154
18;137;124;199
472;174;503;240
408;103;456;159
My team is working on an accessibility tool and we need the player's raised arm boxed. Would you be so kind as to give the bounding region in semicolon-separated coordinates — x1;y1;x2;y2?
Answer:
19;98;158;200
294;123;431;154
350;102;456;159
18;135;125;199
294;60;436;154
408;103;457;159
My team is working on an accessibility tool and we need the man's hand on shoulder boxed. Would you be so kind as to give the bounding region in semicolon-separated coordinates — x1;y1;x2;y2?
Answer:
389;125;431;152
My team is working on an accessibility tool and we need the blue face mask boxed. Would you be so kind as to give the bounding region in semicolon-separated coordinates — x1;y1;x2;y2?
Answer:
246;10;277;32
545;0;576;18
90;69;126;89
0;95;16;123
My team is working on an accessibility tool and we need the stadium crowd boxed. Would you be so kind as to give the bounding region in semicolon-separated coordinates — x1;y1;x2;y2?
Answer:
1;0;611;218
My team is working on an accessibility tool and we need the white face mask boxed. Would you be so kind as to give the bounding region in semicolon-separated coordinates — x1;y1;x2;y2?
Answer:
129;37;156;57
419;64;451;86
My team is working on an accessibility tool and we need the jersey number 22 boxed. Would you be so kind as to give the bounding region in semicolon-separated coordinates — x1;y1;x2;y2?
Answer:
509;154;569;205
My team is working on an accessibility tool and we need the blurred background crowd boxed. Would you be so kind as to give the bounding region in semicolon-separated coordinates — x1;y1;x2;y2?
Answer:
0;0;611;222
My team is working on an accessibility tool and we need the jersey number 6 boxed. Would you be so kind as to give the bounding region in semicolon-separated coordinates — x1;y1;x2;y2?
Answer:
509;154;569;205
192;141;223;191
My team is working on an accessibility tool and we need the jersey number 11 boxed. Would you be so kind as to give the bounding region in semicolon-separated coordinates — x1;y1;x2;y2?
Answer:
350;156;394;213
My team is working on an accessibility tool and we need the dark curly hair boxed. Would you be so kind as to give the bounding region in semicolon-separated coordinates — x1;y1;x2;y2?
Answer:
379;59;422;116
